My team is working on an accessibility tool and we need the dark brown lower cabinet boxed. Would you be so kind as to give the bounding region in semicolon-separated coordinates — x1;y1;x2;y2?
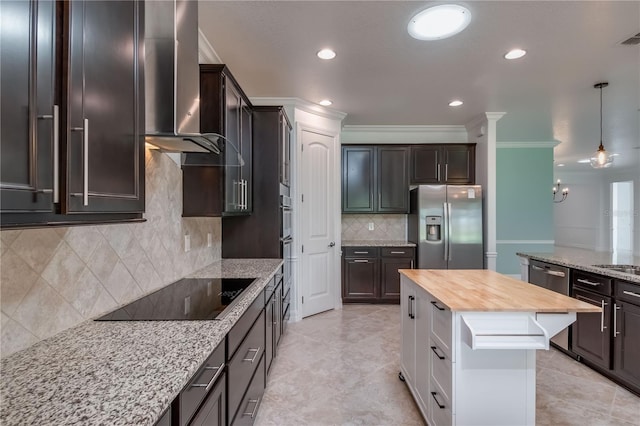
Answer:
342;246;415;304
614;300;640;389
571;288;612;369
189;372;226;426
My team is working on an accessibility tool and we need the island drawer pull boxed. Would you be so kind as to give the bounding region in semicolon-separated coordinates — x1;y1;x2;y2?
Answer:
431;392;445;409
577;278;600;287
242;397;261;418
431;301;445;311
545;270;565;278
614;304;621;337
353;260;369;263
242;347;261;363
431;346;445;360
354;251;369;254
190;362;224;392
623;290;640;299
390;251;406;254
531;265;544;271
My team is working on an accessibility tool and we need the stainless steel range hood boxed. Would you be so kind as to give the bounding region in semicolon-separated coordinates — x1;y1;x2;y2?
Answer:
144;0;236;161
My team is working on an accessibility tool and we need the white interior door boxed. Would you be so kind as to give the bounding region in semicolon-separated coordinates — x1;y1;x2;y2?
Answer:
300;129;335;317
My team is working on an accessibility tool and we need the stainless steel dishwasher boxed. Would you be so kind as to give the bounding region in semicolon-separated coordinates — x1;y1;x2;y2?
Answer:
528;259;570;350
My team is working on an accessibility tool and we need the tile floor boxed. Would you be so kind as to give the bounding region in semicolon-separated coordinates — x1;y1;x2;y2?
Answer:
255;304;640;426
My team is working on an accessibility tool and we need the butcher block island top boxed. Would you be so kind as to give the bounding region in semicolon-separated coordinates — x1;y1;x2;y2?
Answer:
399;269;600;313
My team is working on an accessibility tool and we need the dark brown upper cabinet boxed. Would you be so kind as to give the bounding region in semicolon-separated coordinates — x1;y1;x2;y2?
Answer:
342;145;409;214
410;144;475;184
1;0;145;228
183;64;252;217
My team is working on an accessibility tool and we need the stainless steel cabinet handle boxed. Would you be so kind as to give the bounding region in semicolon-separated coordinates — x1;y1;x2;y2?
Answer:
243;179;248;209
242;347;261;363
445;163;449;181
38;105;59;202
190;362;224;392
614;304;621;337
447;202;452;261
430;346;445;360
443;203;449;261
623;290;640;299
242;397;261;418
390;251;405;254
546;270;566;278
410;260;414;269
431;392;445;409
437;164;441;181
353;259;369;263
431;301;445;311
70;118;89;205
354;251;369;254
531;265;544;271
577;278;600;287
601;300;607;332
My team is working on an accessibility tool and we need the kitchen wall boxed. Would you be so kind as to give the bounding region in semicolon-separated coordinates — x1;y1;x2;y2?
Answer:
341;214;406;241
0;149;222;358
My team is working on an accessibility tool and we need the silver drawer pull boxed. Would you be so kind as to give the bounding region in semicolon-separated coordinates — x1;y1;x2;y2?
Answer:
353;251;369;254
623;290;640;299
242;397;261;418
430;346;445;360
577;278;601;287
242;347;261;363
353;260;369;263
531;265;544;271
431;392;446;409
390;251;406;254
546;270;566;278
190;362;224;392
431;301;445;311
614;304;621;337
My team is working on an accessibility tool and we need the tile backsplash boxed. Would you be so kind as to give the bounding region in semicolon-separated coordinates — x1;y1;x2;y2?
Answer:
341;214;407;241
0;149;221;358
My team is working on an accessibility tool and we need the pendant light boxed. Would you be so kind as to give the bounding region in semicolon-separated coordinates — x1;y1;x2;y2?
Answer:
590;82;613;169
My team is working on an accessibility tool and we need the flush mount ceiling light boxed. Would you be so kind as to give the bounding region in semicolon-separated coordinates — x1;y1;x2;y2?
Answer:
590;82;614;169
317;48;336;60
408;4;472;40
504;48;527;60
448;100;463;107
319;99;333;106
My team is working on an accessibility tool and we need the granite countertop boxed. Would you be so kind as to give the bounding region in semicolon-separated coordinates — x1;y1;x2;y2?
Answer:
342;239;416;247
0;258;283;426
517;246;640;284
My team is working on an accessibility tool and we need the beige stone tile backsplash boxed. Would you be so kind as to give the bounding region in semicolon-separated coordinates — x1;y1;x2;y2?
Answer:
341;214;407;241
0;149;221;358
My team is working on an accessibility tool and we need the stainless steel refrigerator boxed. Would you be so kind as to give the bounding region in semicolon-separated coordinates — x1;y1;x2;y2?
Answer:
408;185;484;269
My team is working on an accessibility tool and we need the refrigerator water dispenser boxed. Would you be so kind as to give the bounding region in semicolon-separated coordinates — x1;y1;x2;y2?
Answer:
425;216;442;241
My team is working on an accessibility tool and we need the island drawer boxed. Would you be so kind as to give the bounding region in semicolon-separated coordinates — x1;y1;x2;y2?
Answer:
344;247;378;258
229;290;265;358
429;338;452;403
232;354;266;425
430;298;453;359
616;281;640;305
380;247;415;258
572;270;612;295
429;378;453;426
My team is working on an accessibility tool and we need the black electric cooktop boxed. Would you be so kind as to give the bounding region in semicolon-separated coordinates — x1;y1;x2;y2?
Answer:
96;277;257;321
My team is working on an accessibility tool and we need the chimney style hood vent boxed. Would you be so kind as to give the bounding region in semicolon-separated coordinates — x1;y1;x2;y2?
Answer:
144;0;240;165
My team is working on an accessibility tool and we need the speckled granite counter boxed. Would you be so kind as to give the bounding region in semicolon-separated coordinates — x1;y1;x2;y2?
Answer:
342;239;416;247
517;247;640;284
0;258;283;426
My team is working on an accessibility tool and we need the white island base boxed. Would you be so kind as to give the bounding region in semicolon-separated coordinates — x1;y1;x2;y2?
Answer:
399;270;598;426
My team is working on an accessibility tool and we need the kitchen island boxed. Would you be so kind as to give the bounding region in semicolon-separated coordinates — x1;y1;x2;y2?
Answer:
0;258;283;426
399;269;599;426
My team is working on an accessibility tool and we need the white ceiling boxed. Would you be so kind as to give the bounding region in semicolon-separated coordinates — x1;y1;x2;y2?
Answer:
198;1;640;171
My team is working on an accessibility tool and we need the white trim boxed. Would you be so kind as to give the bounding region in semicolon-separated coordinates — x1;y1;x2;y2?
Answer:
251;97;347;121
198;28;222;64
497;141;560;148
496;240;555;245
340;125;468;144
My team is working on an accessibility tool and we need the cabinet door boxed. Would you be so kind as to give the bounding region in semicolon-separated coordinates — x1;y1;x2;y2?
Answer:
1;0;56;213
414;287;431;411
380;257;412;302
65;0;144;213
410;145;440;184
223;78;242;214
443;145;474;184
377;146;409;213
240;101;252;213
614;302;640;387
400;278;416;385
265;293;274;377
189;372;226;426
342;258;378;301
571;289;611;369
342;146;375;212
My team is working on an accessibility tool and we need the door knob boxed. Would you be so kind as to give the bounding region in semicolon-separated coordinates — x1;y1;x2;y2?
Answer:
328;241;335;247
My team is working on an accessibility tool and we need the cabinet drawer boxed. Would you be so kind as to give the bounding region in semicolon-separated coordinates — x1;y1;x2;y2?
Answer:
228;310;265;420
344;247;378;258
180;341;226;426
429;339;453;403
232;354;266;425
429;378;453;426
430;299;453;359
189;371;226;426
380;247;415;258
572;270;612;295
616;281;640;305
229;291;265;358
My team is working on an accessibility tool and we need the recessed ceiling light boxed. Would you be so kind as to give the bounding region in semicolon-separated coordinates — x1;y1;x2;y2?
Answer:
504;48;527;60
448;100;463;107
317;49;336;60
408;5;472;41
319;99;333;106
577;159;591;164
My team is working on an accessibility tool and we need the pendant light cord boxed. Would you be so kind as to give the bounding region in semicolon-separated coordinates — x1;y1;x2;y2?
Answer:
599;84;603;149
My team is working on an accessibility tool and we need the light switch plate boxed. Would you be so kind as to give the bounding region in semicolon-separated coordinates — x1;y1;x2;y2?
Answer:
207;233;213;248
184;234;191;252
368;222;375;231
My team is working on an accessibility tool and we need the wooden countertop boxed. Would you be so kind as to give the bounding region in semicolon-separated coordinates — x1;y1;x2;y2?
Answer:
400;269;600;313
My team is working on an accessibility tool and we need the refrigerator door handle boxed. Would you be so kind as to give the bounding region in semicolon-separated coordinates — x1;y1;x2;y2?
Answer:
447;202;452;261
443;202;449;261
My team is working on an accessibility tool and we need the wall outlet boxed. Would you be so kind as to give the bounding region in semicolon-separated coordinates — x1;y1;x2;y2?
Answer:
207;233;213;248
368;222;375;231
184;234;191;252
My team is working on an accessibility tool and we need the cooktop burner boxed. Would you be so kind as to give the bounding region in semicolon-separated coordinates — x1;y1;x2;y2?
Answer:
96;277;257;321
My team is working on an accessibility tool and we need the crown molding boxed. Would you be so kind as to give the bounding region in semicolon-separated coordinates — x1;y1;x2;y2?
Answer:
198;28;222;64
497;141;561;148
341;125;468;144
250;97;347;121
